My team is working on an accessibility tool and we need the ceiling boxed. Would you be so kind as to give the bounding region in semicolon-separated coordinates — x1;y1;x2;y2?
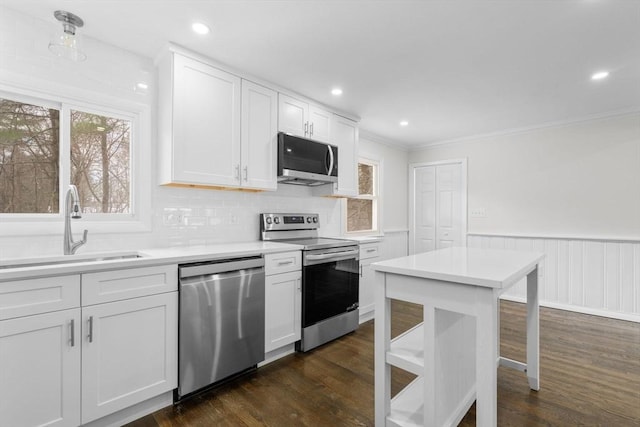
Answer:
2;0;639;148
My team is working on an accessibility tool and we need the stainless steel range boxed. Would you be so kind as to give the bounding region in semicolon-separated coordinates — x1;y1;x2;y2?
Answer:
260;213;359;351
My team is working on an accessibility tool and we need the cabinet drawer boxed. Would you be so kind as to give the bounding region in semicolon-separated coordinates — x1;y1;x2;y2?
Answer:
359;243;380;260
265;251;301;276
0;275;80;320
82;264;178;305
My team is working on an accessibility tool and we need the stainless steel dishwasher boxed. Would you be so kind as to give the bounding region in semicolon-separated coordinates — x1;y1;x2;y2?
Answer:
177;256;265;400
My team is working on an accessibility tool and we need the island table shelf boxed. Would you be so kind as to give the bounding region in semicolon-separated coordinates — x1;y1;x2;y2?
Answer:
373;247;544;427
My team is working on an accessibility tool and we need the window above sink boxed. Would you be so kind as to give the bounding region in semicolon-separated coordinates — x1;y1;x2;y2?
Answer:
0;86;152;236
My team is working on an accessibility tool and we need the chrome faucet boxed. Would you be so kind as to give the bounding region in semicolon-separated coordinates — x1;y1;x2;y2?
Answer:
64;185;88;255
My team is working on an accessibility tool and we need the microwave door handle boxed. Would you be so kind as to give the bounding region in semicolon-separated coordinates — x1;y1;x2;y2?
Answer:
327;145;335;176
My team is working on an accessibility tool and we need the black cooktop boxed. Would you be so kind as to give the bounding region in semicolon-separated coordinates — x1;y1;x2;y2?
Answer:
275;237;357;251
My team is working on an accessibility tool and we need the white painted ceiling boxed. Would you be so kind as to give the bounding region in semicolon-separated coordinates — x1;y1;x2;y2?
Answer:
2;0;639;148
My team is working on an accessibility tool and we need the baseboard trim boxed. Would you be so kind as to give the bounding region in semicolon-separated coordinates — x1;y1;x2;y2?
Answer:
85;391;173;427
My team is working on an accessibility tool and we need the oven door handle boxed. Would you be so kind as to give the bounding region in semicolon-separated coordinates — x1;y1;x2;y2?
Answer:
305;249;359;262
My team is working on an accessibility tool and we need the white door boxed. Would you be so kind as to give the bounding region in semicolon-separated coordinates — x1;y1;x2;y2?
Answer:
278;93;308;137
173;54;241;186
81;293;178;424
0;309;81;427
265;271;301;352
241;80;278;190
410;160;467;254
308;105;331;142
413;166;437;253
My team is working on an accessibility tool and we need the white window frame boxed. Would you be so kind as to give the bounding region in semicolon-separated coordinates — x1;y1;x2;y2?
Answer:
344;156;382;236
0;85;151;236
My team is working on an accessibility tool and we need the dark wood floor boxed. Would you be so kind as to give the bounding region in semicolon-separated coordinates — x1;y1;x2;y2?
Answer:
127;301;640;426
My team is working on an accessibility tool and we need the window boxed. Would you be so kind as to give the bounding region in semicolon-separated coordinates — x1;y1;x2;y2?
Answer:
0;89;148;234
0;96;132;216
0;98;60;213
346;158;379;234
70;110;131;214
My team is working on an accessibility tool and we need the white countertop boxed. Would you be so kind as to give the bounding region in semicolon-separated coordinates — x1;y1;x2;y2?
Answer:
0;241;303;282
346;235;384;243
372;247;544;289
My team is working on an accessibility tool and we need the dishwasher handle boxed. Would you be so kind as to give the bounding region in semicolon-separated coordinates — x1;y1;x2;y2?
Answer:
180;257;264;279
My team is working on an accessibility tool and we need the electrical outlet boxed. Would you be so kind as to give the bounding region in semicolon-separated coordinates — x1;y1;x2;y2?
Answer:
470;208;487;218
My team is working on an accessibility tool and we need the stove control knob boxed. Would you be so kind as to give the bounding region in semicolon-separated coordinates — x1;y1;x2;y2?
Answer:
266;217;272;225
312;217;318;223
274;217;280;224
306;217;312;223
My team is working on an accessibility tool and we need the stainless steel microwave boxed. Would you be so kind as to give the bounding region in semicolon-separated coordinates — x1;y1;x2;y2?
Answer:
277;132;338;186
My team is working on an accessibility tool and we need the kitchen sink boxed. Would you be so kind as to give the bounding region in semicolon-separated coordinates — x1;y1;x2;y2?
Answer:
0;251;145;270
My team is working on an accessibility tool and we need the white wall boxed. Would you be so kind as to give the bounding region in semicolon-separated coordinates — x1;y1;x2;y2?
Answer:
411;115;640;321
358;134;409;232
410;113;640;240
0;6;342;259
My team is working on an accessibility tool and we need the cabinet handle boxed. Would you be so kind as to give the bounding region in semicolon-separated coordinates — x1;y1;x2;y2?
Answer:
235;165;240;181
304;121;309;136
87;316;94;343
243;166;248;182
310;122;314;136
360;265;363;277
297;278;301;291
69;319;75;347
366;248;376;253
277;260;294;266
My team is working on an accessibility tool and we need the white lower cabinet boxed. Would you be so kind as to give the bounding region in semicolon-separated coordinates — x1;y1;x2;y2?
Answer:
0;308;81;427
81;292;178;424
265;271;301;352
264;251;302;353
359;241;381;318
0;265;178;427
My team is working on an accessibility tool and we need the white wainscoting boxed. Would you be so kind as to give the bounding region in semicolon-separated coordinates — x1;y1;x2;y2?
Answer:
381;230;409;261
467;234;640;323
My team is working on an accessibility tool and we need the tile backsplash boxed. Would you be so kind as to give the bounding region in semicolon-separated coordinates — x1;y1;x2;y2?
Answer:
151;184;342;248
0;184;342;259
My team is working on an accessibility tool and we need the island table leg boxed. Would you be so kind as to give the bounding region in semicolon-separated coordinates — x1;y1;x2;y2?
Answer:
526;267;540;391
476;289;498;426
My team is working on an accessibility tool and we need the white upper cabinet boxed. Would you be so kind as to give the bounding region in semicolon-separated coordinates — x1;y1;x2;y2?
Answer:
241;80;278;190
308;105;331;142
158;49;277;191
278;94;308;138
313;114;359;197
278;93;330;142
161;52;241;187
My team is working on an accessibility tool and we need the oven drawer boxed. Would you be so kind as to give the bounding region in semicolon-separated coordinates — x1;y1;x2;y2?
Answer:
265;251;302;276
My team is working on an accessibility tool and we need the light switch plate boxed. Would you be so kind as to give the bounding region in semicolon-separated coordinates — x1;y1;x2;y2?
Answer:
470;208;487;218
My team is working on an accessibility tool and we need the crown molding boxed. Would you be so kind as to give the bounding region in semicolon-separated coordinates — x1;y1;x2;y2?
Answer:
409;108;640;151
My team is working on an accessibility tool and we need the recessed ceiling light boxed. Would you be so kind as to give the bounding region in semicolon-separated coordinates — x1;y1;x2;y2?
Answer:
331;88;343;96
192;22;210;35
591;71;609;80
400;120;409;127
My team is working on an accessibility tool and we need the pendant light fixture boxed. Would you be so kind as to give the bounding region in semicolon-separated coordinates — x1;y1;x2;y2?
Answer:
48;10;87;62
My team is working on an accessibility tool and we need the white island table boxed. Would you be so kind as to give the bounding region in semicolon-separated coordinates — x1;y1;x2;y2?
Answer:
372;247;544;427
